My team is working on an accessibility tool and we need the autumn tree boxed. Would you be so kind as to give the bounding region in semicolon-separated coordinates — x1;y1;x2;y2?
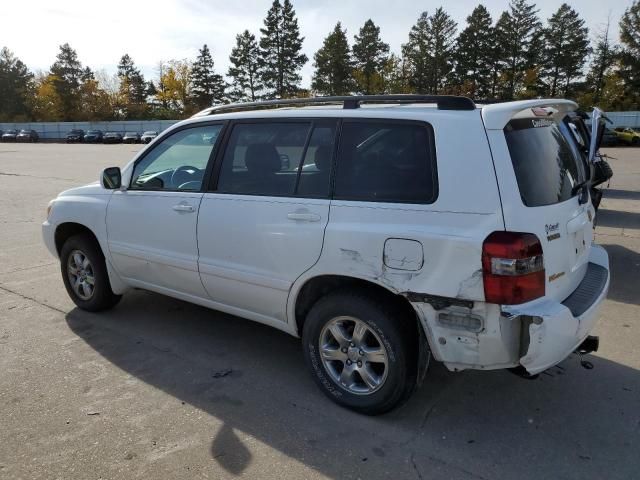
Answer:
155;60;191;116
259;0;308;98
0;47;33;121
312;22;354;95
352;19;389;94
190;44;225;110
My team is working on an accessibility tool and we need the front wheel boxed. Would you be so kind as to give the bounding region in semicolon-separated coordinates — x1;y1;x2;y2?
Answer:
60;234;121;311
302;290;419;415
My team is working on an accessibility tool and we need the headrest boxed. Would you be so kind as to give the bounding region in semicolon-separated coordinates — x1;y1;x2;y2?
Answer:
245;144;281;174
314;146;332;171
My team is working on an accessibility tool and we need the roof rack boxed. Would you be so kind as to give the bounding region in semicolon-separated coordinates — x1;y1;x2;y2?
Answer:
193;94;476;117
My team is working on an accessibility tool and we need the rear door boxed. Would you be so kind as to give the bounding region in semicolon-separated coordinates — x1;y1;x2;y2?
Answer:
486;112;595;302
197;119;337;324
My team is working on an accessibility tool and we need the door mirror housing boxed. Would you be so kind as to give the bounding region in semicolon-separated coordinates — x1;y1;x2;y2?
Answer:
101;167;122;189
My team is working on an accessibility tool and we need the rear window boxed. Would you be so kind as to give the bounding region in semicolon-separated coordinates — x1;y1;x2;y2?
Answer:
334;121;437;203
504;118;587;207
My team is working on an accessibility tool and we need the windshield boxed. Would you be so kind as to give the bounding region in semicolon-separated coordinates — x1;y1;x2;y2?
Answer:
143;131;157;135
504;117;588;207
87;130;100;134
125;132;137;135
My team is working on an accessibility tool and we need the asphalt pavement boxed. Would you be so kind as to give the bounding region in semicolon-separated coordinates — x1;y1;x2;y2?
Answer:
0;143;638;480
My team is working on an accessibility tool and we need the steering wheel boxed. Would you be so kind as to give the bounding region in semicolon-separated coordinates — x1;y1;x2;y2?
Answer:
171;165;200;189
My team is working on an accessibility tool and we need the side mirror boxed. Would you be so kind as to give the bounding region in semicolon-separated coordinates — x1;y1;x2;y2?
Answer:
101;167;122;189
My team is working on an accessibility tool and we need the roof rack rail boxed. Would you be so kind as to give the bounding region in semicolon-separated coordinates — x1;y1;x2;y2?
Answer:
193;94;476;117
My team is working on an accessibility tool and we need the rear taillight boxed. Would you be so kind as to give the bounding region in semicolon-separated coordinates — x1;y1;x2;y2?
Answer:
482;231;545;305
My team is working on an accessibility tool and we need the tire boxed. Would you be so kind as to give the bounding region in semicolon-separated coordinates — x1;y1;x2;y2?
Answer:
632;138;639;146
60;234;121;312
302;290;419;415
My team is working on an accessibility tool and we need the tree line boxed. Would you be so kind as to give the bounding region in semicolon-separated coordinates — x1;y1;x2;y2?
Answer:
1;0;640;122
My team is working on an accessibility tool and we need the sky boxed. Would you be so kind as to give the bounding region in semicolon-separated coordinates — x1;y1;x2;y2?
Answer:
1;0;635;87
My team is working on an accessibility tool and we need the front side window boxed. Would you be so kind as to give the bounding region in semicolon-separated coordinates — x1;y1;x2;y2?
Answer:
505;118;588;207
130;124;222;191
334;121;437;203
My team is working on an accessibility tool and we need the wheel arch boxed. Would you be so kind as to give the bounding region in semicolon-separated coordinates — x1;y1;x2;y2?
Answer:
54;221;128;295
292;274;423;339
292;273;432;389
55;222;100;256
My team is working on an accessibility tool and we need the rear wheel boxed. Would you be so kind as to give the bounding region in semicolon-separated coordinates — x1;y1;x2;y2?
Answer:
60;234;121;311
302;290;418;415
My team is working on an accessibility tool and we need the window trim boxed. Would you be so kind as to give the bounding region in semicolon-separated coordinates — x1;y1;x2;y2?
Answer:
128;120;228;193
207;117;339;200
332;118;439;205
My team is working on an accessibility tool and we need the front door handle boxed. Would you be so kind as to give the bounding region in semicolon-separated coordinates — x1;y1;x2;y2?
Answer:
287;211;321;222
172;203;195;213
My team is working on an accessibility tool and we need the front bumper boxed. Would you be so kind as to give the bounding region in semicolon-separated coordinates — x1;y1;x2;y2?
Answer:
505;245;610;375
42;220;58;259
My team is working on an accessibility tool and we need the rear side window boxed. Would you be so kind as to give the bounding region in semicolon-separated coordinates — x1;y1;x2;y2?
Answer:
505;118;588;207
334;121;437;204
216;122;336;198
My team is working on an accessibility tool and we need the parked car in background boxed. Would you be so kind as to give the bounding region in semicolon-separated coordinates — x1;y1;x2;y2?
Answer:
601;128;620;147
16;129;39;143
66;129;85;143
613;127;640;145
103;132;123;144
2;129;18;142
123;132;140;144
84;130;104;143
43;95;610;414
140;131;158;144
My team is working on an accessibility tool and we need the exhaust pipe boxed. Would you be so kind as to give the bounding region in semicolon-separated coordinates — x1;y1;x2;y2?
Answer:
575;335;599;355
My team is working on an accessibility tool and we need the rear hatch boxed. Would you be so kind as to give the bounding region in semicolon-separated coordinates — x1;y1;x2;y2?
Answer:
487;106;595;303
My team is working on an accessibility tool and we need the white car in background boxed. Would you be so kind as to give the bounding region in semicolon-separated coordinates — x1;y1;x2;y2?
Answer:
43;95;610;414
140;130;159;144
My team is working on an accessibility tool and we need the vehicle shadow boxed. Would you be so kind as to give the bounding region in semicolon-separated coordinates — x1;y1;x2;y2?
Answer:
596;209;640;230
603;188;640;201
601;244;640;307
65;290;640;480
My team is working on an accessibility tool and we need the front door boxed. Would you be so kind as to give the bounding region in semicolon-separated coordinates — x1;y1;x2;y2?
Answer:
106;123;224;298
197;120;336;324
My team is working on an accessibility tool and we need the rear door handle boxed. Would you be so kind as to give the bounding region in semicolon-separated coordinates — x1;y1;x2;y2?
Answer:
172;204;195;213
287;212;321;222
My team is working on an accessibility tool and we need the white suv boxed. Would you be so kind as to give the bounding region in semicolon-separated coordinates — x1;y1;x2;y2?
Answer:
43;95;610;414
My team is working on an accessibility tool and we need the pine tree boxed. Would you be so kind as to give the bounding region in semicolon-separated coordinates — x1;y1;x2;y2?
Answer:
190;44;225;109
50;43;84;120
402;12;431;94
228;30;261;102
494;0;542;99
311;22;354;95
402;8;457;94
453;4;494;98
117;54;147;118
259;0;308;98
541;4;590;97
619;0;640;108
352;19;389;94
0;47;34;121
